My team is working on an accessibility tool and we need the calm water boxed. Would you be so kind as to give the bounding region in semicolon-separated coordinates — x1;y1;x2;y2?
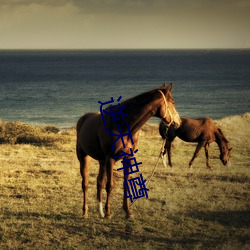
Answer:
0;50;249;128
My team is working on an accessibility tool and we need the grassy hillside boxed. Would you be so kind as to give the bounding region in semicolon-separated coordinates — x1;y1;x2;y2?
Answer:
0;113;249;249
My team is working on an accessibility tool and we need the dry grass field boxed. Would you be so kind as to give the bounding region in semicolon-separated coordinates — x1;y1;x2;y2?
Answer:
0;113;249;249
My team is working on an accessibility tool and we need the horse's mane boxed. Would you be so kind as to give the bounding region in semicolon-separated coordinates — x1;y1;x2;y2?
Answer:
215;127;229;144
121;89;158;114
102;88;159;119
218;127;229;143
121;84;170;115
102;84;170;134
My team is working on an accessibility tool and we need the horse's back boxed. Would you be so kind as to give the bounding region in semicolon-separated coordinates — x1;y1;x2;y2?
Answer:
201;117;217;132
176;117;216;142
182;117;215;128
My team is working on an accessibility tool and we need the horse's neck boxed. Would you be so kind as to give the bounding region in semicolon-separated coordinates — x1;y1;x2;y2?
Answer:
103;90;160;135
123;92;160;135
130;108;157;135
215;130;228;154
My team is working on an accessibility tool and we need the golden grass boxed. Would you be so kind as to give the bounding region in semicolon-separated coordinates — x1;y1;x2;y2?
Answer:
0;113;249;249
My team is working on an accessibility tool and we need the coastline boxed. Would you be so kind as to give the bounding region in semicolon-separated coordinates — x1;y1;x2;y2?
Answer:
1;112;249;131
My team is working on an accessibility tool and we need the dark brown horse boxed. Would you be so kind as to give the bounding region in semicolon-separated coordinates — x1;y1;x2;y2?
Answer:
76;83;181;219
159;117;232;169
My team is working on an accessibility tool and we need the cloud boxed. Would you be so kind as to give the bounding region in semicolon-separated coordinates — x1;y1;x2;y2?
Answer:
0;0;249;49
2;0;249;14
0;0;70;7
70;0;250;13
0;2;97;49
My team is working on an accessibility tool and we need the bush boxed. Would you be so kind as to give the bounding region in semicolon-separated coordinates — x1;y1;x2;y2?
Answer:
43;125;60;134
0;121;69;146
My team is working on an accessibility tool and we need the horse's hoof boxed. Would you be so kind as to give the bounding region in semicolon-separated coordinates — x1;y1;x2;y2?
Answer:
83;214;89;219
105;214;112;219
125;213;134;220
98;203;105;218
162;155;167;168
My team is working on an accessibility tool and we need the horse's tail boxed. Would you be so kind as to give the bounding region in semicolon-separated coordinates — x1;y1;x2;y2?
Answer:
159;121;168;139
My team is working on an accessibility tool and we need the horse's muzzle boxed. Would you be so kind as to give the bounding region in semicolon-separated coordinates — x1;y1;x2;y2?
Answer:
172;117;182;129
172;114;182;129
223;160;228;166
172;121;181;129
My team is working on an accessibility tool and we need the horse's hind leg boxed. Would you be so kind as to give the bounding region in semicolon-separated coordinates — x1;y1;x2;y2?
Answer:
204;143;211;169
104;157;115;218
123;171;134;219
97;161;106;218
161;140;167;168
122;156;134;219
78;149;91;218
189;141;205;168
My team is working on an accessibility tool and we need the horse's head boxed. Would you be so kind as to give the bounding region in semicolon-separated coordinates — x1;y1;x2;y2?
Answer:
220;144;232;166
217;128;232;166
157;83;181;129
220;147;232;165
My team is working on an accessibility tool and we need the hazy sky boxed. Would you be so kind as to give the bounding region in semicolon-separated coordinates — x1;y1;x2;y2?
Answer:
0;0;249;49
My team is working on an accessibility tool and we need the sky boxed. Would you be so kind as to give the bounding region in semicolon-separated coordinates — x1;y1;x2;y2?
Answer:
0;0;249;49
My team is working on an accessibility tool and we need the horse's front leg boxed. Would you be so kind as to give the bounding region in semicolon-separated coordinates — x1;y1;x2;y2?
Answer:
160;140;167;168
105;157;115;218
122;158;134;219
97;161;106;218
204;143;212;169
166;140;173;167
189;141;205;168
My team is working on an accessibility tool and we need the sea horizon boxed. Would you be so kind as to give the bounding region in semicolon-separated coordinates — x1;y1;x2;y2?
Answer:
0;49;249;129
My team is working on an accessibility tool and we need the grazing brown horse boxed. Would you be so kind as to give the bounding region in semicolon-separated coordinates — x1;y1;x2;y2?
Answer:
159;117;232;169
76;83;181;219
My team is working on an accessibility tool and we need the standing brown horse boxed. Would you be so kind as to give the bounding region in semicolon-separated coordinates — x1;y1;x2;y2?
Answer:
159;117;231;169
76;83;181;219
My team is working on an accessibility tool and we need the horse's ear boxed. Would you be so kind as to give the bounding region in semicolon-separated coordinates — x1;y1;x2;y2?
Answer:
166;83;173;94
160;83;167;90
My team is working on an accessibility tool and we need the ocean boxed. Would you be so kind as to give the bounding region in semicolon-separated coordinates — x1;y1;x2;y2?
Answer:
0;50;249;129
